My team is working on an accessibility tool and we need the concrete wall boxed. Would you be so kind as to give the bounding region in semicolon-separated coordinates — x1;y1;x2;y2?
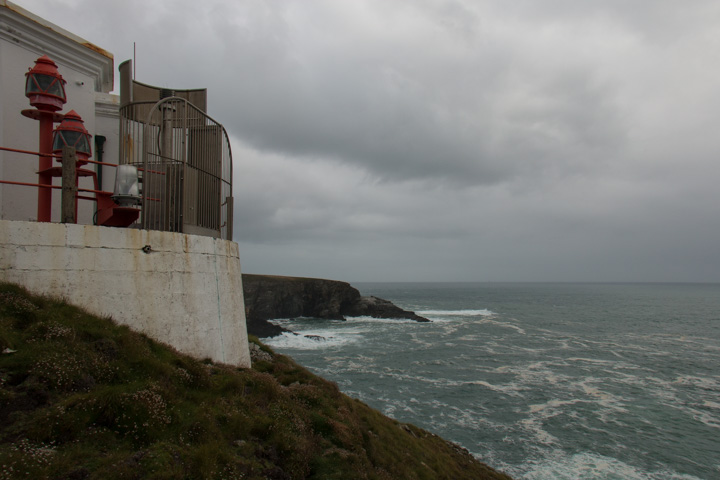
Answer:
0;219;251;367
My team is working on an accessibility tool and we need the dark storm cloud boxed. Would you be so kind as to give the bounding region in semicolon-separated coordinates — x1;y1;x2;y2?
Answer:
15;0;720;281
22;0;633;184
204;1;630;185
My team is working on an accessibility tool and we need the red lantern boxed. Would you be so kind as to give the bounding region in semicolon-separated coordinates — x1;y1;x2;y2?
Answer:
53;110;92;165
24;55;67;112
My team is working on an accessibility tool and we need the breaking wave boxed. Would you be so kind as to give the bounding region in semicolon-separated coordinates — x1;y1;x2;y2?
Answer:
417;309;495;317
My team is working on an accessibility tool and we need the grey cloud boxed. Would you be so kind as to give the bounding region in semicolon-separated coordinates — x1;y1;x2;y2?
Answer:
17;0;720;281
44;0;631;186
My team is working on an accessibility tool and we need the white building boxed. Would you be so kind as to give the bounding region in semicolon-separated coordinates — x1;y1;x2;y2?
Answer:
0;0;118;223
0;1;250;367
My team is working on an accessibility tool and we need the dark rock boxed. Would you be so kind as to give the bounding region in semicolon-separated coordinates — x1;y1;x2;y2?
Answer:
343;296;430;322
242;274;430;338
303;335;325;341
242;275;356;338
249;342;273;363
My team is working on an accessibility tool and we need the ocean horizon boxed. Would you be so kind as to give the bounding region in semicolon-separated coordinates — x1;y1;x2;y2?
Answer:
265;282;719;479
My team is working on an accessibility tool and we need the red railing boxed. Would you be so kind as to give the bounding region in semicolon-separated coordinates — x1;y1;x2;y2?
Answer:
0;145;143;226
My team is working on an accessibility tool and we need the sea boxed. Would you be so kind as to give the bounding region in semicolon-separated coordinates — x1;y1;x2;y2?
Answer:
263;282;720;480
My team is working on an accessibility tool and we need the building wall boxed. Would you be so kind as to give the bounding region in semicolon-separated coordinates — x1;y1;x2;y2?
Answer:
94;92;121;192
0;219;251;367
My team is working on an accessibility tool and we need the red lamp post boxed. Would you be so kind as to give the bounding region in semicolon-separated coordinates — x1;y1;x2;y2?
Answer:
21;55;67;222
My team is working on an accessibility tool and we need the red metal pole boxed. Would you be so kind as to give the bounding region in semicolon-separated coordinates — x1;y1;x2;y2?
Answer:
37;112;54;222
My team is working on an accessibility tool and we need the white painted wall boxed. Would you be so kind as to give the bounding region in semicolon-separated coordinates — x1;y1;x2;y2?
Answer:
0;219;251;367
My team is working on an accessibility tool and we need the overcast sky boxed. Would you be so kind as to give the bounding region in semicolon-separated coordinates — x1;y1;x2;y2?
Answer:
17;0;720;282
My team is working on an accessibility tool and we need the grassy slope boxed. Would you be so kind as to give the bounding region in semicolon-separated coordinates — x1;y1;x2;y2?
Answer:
0;282;512;480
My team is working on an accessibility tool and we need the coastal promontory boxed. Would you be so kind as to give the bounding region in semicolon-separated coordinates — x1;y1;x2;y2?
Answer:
242;274;429;337
0;282;512;479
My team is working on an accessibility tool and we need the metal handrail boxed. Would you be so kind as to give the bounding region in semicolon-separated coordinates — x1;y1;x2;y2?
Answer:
0;145;62;158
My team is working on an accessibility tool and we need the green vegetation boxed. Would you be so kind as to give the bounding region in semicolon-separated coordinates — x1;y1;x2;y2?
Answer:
0;282;511;479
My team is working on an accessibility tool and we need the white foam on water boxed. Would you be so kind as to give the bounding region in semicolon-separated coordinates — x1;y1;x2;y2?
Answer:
439;404;496;431
377;370;457;386
500;360;572;387
576;377;626;406
519;417;559;446
519;398;590;446
527;398;582;415
492;320;526;334
455;334;483;342
519;451;706;480
407;332;434;348
344;316;422;324
264;330;360;350
567;357;617;365
673;375;720;391
417;309;495;317
571;378;630;422
688;407;720;429
267;318;344;336
455;379;523;396
411;358;458;368
464;316;527;334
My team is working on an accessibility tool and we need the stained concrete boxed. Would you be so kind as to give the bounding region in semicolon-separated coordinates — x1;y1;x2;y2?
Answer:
0;219;250;367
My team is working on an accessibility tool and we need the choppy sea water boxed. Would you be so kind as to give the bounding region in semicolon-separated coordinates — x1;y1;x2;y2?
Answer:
264;283;720;479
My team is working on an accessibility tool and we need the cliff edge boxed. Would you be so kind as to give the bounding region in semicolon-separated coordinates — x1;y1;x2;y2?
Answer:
242;274;429;337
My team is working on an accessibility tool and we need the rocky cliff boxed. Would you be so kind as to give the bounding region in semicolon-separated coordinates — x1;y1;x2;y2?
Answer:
242;274;429;337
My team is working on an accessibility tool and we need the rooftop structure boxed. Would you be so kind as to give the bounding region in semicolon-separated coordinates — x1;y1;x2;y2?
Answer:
1;2;233;240
118;61;234;240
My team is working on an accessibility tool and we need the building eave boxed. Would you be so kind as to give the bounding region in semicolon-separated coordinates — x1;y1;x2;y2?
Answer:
0;1;114;93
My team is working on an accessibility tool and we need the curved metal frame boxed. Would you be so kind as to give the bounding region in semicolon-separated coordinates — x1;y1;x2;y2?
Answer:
119;97;233;240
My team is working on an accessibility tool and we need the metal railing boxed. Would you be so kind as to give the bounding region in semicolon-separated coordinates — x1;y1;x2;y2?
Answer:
119;97;233;240
0;145;107;224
